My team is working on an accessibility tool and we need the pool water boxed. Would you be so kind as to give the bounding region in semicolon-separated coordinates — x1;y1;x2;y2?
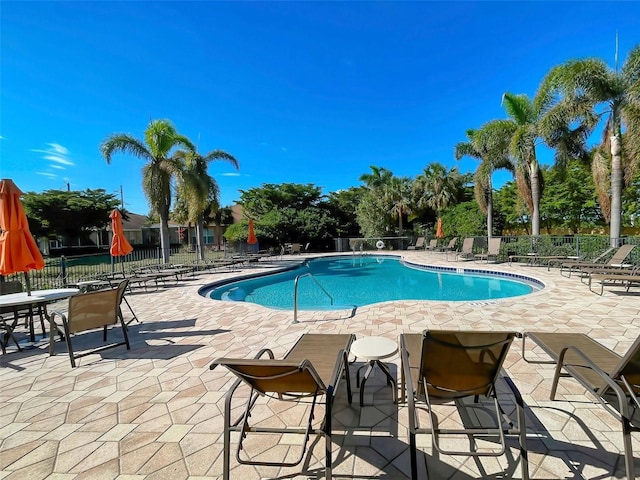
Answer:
206;256;540;310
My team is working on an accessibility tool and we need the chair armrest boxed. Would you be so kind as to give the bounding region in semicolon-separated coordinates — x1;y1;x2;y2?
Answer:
557;345;633;422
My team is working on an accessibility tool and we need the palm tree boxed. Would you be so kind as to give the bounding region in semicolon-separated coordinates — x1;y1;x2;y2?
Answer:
383;176;412;234
414;162;463;231
501;93;544;235
536;44;640;246
359;165;394;188
100;119;195;263
174;149;239;260
455;121;515;238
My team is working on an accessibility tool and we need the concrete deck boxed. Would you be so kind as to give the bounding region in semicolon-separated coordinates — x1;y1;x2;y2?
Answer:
1;251;639;479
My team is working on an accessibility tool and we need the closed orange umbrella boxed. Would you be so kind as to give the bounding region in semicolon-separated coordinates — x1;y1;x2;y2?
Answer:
110;209;133;257
0;179;45;294
247;218;257;245
435;217;444;239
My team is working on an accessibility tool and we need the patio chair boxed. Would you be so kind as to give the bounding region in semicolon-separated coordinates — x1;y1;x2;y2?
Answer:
560;244;636;277
475;237;502;263
446;237;474;261
407;236;426;250
49;279;131;367
587;265;640;295
400;330;529;480
424;239;438;251
210;333;355;480
522;331;640;479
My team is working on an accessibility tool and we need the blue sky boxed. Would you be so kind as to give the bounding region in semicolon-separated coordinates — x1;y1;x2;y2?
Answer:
2;1;638;215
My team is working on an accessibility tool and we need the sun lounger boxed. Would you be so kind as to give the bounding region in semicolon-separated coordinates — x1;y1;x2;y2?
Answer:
475;237;502;263
407;236;426;250
446;237;474;261
588;266;640;295
560;244;636;277
210;333;354;480
521;331;640;479
400;330;528;480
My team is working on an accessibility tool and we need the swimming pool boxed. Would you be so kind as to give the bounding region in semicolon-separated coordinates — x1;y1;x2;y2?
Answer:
204;256;542;310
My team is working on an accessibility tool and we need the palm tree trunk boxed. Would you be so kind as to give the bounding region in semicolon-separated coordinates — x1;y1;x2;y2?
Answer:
196;215;205;261
530;161;541;236
610;135;623;247
159;214;171;264
486;187;493;239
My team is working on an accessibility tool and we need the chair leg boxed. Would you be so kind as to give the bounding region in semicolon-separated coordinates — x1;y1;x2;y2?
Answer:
325;393;332;480
622;416;636;479
409;431;417;480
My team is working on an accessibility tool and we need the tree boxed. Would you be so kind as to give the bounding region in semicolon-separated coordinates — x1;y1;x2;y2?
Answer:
493;181;531;234
232;183;337;250
174;148;238;260
383;177;413;234
22;189;122;243
539;160;604;234
414;163;463;219
440;201;487;239
455;122;515;238
100;119;195;263
325;187;365;237
501;93;544;235
358;165;394;188
537;44;640;246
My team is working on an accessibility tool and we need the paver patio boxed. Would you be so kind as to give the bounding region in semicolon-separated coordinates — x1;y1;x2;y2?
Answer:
1;251;638;479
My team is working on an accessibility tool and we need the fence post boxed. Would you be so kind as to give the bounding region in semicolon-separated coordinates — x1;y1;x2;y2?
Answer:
61;256;68;286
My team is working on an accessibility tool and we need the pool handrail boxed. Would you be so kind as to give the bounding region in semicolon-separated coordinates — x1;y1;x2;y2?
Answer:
293;273;333;323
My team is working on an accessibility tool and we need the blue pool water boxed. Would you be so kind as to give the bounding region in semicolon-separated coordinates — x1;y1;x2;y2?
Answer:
205;256;541;310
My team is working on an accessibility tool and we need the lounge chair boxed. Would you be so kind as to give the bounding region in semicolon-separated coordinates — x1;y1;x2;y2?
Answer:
210;333;355;480
400;330;529;480
407;236;426;250
560;244;636;277
439;236;459;253
588;265;640;295
49;280;131;367
446;237;474;261
521;332;640;479
475;237;502;263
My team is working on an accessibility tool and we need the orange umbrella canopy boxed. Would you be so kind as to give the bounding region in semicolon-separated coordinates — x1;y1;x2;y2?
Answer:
0;179;45;275
110;209;133;257
435;217;444;239
247;218;258;245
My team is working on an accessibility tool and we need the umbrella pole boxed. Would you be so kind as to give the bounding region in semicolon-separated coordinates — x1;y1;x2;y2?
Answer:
24;271;32;296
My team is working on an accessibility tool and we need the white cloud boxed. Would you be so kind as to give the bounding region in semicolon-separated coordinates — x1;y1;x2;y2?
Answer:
31;143;75;169
221;172;241;177
36;172;58;178
280;147;288;152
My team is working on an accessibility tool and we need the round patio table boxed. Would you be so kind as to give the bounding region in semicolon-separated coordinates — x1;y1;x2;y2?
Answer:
350;336;398;407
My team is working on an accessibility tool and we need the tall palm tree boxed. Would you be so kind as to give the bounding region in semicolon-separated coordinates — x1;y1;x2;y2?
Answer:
501;93;544;235
537;44;640;246
174;149;239;260
101;119;194;263
383;176;412;234
414;162;463;230
455;121;515;238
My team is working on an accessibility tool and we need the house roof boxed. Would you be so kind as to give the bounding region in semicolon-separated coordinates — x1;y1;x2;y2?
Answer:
121;212;149;230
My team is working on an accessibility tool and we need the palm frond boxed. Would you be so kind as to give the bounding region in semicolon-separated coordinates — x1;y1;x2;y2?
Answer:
100;134;151;163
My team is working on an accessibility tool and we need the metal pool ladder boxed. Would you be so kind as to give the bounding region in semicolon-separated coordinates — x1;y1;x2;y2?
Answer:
293;273;333;323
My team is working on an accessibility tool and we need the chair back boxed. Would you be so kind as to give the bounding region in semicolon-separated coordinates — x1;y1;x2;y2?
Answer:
608;244;635;265
0;281;23;295
610;334;640;395
447;237;458;249
291;243;301;254
487;237;502;255
212;358;326;396
461;238;474;254
418;330;515;399
66;285;122;334
414;237;425;248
